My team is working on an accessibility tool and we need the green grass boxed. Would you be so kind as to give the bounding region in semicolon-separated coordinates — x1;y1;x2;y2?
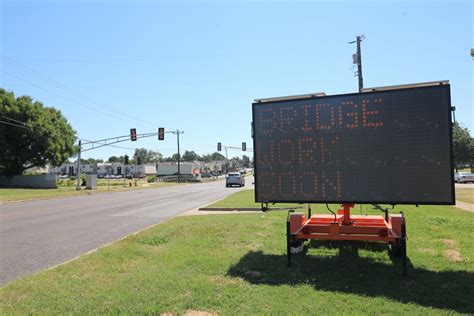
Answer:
0;181;181;203
456;188;474;204
1;190;473;315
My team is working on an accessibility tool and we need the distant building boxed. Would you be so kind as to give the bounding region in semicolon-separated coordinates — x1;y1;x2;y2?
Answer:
201;160;224;173
47;162;156;176
157;162;201;176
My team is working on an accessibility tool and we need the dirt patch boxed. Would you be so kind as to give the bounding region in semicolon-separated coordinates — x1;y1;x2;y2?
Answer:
444;249;463;262
442;239;455;246
185;310;216;316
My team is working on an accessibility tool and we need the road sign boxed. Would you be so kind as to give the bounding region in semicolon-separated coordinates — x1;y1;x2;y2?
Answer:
252;83;454;204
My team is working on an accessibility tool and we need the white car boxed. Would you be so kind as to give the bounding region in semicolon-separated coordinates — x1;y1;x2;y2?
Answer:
226;172;245;187
454;172;474;183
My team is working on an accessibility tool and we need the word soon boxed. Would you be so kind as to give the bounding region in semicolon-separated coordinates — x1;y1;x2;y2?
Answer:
258;170;342;200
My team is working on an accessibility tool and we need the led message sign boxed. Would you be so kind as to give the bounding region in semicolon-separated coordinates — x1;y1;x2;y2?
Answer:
252;84;454;204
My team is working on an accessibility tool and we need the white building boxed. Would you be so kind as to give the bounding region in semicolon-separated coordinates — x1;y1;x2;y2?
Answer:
47;163;156;176
48;163;95;176
157;162;200;176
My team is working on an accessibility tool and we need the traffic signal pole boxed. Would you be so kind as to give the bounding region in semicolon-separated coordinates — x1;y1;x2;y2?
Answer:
224;147;228;174
177;130;180;182
75;130;172;191
171;129;184;182
76;140;81;190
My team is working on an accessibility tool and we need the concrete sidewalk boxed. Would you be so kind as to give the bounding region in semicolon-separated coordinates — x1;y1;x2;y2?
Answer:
455;200;474;212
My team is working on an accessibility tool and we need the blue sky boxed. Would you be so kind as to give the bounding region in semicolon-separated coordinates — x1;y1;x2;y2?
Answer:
1;0;472;161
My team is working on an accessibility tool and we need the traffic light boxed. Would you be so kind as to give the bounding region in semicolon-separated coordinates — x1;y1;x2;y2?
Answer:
124;155;129;165
242;142;246;151
158;127;165;140
130;128;137;141
217;142;222;151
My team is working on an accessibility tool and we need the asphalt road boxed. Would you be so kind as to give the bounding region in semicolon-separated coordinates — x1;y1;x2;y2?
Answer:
0;178;253;285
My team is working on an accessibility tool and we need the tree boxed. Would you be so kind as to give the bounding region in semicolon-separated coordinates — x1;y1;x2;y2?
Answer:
453;122;474;171
108;156;122;163
132;148;162;164
147;150;162;163
0;89;76;176
182;150;198;162
172;153;180;161
210;152;225;161
199;154;211;162
81;158;103;164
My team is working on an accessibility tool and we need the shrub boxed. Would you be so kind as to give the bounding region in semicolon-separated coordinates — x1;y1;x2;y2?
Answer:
147;175;156;183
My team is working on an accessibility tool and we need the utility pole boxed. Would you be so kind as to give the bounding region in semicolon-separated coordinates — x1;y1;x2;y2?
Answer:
356;35;363;92
350;35;365;92
171;129;184;182
76;140;81;191
224;146;229;174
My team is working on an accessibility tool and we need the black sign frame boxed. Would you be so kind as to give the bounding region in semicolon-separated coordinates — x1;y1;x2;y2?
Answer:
252;84;455;205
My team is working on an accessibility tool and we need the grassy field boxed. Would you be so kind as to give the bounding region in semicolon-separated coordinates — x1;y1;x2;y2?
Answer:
456;187;474;204
0;181;181;203
1;189;473;315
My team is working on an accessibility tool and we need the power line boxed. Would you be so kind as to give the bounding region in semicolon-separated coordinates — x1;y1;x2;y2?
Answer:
2;70;143;125
0;115;32;127
0;119;32;130
1;56;172;129
1;69;173;130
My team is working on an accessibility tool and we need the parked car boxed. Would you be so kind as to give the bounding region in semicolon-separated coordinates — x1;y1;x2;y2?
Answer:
454;172;474;183
125;174;133;179
115;175;124;179
97;174;105;179
201;173;212;178
226;172;245;187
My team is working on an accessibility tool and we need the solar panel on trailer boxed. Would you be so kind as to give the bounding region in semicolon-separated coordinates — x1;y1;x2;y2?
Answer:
252;84;454;205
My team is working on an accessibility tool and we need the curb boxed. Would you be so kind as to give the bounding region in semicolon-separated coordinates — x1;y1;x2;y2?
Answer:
198;206;303;211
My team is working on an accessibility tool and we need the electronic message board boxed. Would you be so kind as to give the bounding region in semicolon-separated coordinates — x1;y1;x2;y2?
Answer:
252;84;454;205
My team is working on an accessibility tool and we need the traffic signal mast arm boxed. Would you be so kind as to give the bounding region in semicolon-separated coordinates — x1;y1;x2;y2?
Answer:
80;131;162;152
219;145;253;152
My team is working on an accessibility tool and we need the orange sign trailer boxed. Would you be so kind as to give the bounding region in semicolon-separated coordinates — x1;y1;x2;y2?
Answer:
287;204;407;276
